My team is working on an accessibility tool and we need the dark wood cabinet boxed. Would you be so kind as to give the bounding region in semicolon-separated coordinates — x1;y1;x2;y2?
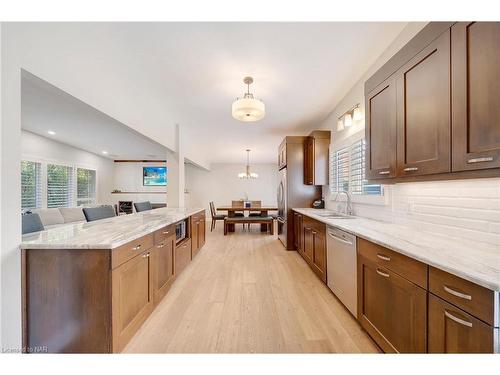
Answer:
303;131;330;185
428;294;494;353
452;22;500;171
293;212;303;254
300;215;326;283
191;211;206;258
366;22;500;182
365;77;397;179
152;229;176;304
396;29;451;177
112;247;154;352
357;255;427;353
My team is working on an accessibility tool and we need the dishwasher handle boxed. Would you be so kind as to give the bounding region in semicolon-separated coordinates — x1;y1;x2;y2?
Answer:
328;231;353;246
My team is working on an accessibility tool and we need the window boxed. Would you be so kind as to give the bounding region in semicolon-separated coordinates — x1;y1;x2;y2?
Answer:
21;161;42;210
77;168;97;206
47;164;74;208
330;139;382;196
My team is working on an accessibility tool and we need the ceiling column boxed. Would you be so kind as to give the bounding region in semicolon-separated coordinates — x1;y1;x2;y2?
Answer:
166;123;185;208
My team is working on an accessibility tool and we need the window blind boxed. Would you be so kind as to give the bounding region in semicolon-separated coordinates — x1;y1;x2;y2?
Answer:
77;168;97;206
330;139;381;195
47;164;73;208
21;161;42;210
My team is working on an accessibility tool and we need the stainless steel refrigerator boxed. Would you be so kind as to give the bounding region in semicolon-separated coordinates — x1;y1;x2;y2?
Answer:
277;136;321;250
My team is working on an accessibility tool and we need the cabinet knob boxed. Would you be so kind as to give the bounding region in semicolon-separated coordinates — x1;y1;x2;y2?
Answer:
142;252;150;258
444;310;472;328
157;243;165;248
376;269;390;278
467;157;493;164
132;244;142;251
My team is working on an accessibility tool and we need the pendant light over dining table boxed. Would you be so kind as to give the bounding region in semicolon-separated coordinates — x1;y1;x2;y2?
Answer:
238;149;258;179
232;76;265;122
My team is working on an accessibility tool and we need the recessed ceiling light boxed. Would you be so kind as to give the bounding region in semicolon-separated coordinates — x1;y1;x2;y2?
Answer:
102;150;108;155
47;130;56;135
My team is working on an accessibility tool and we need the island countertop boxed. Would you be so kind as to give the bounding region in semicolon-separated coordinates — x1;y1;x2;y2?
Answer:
293;208;500;292
21;207;205;250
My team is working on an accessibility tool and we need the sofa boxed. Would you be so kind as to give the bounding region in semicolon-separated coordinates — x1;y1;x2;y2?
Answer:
32;207;88;229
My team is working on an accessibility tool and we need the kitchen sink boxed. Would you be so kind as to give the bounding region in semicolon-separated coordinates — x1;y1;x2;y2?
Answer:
315;212;356;219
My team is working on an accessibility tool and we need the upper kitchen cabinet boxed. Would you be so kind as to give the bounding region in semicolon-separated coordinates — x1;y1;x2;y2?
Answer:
365;77;397;179
304;130;331;185
395;29;451;177
452;22;500;171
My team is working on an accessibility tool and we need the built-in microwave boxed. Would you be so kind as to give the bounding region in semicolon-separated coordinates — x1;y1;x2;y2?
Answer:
175;220;187;243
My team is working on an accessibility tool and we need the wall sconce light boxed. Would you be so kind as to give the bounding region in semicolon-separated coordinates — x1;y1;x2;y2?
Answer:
337;104;362;132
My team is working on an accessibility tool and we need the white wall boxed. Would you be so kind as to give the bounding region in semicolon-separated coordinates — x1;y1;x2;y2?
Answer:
112;161;167;205
21;130;114;205
185;163;278;211
318;22;500;247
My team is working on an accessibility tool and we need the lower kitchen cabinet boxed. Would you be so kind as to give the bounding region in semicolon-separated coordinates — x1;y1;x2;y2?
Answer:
293;212;303;253
152;230;176;304
112;248;154;352
175;238;192;275
299;215;327;283
191;211;206;258
428;293;495;353
357;255;427;353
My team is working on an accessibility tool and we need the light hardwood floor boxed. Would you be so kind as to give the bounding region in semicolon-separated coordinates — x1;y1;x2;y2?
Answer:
124;223;379;353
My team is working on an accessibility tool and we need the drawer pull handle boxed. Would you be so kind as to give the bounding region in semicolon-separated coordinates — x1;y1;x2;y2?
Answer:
467;157;493;164
376;254;391;261
142;252;150;258
157;243;165;248
376;269;390;278
378;170;390;175
443;285;472;300
132;244;142;251
445;311;472;328
403;167;419;172
163;231;170;234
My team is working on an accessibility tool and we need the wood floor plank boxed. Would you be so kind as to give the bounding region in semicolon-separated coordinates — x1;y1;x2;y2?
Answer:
123;224;379;353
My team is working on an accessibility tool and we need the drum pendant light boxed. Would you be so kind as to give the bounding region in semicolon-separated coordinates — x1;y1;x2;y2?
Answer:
232;77;265;122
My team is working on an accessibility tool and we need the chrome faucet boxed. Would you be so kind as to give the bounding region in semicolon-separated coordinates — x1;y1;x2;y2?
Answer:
334;191;353;216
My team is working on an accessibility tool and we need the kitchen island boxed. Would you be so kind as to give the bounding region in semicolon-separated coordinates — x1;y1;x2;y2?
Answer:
21;207;206;353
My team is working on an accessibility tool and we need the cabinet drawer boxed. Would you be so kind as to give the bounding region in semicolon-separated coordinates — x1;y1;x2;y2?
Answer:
153;224;175;245
112;233;154;269
175;238;192;276
429;267;495;326
357;238;427;289
303;216;325;234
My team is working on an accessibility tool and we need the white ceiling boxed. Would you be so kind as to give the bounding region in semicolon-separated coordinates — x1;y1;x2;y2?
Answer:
10;22;409;166
21;72;169;160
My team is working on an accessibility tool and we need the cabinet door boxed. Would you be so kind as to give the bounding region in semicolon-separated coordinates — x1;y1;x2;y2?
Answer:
198;218;206;249
303;227;313;264
304;137;314;185
191;217;199;257
357;257;427;353
295;213;303;253
428;294;494;353
365;77;397;179
175;239;192;276
396;30;451;177
311;230;327;283
152;234;175;304
452;22;500;171
112;249;154;352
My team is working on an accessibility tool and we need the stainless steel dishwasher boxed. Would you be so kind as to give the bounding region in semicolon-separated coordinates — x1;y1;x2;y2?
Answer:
326;226;357;317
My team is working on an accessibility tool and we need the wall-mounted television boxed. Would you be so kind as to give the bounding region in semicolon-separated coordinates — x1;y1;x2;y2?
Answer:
143;166;167;186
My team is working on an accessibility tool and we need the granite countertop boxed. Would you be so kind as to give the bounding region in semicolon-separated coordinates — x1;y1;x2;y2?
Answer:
21;207;205;250
293;208;500;292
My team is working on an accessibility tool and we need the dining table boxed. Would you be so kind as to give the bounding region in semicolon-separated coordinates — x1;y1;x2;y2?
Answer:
217;205;278;232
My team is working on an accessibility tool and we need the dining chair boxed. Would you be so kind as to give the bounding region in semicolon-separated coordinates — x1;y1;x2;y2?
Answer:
209;201;226;231
22;213;45;235
83;205;116;222
248;200;262;229
134;201;153;212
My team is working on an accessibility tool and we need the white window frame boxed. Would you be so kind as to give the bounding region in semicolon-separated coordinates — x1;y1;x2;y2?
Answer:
21;154;99;208
329;132;389;206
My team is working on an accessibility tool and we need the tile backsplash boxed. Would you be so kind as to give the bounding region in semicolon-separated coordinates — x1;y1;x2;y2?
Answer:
325;178;500;246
